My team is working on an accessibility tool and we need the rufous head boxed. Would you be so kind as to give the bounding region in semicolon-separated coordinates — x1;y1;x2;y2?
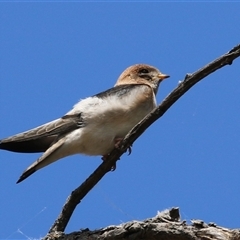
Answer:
115;64;169;94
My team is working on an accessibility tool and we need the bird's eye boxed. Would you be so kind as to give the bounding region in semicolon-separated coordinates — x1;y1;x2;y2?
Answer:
139;69;149;74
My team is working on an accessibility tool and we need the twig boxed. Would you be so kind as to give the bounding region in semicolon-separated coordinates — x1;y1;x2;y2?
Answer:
48;44;240;234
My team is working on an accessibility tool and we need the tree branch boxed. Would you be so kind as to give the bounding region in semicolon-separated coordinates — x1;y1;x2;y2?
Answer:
48;44;240;234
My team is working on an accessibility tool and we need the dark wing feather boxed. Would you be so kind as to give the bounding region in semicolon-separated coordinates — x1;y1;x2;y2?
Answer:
0;113;83;153
94;84;142;99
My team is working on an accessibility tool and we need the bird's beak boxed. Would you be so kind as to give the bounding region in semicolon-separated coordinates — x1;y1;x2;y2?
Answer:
158;73;170;80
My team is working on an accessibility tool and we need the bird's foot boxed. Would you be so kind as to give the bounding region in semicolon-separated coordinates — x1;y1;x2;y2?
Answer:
114;137;132;156
101;138;132;171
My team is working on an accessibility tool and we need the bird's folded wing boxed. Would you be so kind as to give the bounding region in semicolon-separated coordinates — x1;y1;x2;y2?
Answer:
94;83;142;98
0;113;83;153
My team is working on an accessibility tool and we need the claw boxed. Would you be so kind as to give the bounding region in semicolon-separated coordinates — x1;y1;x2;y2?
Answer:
100;138;132;171
114;138;132;155
127;145;132;155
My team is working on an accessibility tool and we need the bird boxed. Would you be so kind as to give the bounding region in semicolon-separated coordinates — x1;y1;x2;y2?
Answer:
0;64;169;183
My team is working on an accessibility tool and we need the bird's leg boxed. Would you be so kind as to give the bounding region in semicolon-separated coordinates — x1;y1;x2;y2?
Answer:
114;137;132;156
101;137;132;171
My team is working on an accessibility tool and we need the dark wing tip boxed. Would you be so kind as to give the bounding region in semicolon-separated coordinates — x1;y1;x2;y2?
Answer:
0;137;55;153
16;168;36;184
0;140;5;149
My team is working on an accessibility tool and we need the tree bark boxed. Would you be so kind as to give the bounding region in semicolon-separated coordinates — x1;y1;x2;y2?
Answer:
45;208;240;240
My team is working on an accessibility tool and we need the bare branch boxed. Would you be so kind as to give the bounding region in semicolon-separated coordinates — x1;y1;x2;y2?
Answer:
48;44;240;234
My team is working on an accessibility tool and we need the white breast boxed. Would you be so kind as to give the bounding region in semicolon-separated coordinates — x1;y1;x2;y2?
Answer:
66;86;157;156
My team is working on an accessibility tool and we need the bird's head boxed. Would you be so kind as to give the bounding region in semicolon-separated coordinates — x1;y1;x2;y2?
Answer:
115;64;169;94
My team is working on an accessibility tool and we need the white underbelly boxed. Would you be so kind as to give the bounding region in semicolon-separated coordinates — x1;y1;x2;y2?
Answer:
67;106;154;156
65;85;157;156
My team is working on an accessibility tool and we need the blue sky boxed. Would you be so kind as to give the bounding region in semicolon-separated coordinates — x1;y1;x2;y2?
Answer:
1;2;240;239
